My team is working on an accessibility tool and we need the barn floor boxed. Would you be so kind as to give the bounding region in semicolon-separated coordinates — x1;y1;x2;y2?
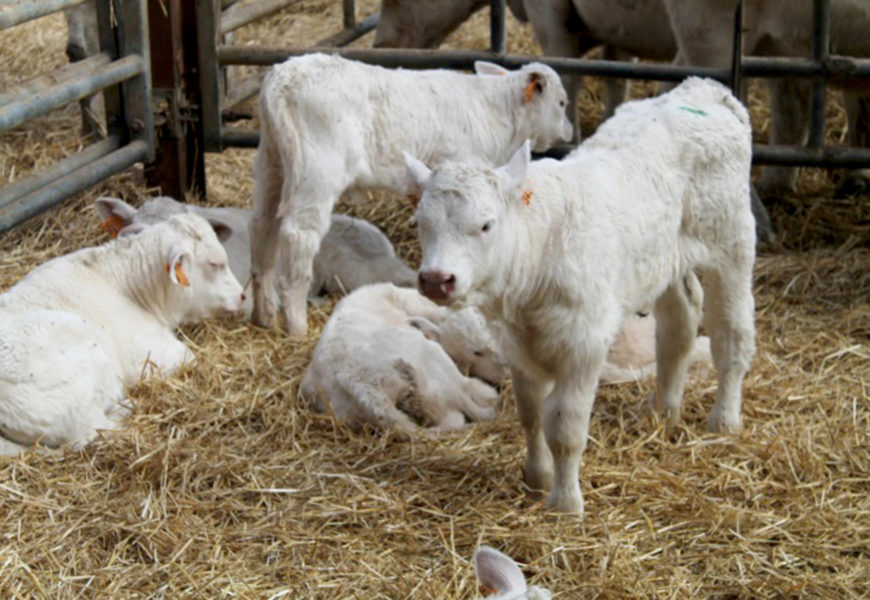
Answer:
1;2;868;598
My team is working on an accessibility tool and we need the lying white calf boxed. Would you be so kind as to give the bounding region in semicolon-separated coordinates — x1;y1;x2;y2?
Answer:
250;53;573;337
299;283;507;433
0;214;245;454
474;546;551;599
95;196;416;308
408;77;756;514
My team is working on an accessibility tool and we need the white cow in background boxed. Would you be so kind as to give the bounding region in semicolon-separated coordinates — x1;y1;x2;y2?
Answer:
474;546;552;599
299;283;506;433
0;214;246;455
408;77;756;514
250;53;573;337
94;196;416;314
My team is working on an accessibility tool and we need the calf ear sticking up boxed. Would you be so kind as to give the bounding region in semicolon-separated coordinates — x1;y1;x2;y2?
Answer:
94;196;137;238
474;546;528;596
501;140;532;190
402;151;433;208
166;246;192;288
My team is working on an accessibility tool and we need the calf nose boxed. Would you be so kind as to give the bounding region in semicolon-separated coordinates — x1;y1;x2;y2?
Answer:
418;270;455;301
240;291;247;302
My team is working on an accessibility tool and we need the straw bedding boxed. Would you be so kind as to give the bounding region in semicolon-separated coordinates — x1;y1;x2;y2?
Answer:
1;2;868;598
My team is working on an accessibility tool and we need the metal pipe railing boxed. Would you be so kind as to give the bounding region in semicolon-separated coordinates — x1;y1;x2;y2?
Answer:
314;12;379;48
221;0;300;35
0;52;114;107
808;0;830;148
0;0;88;30
0;55;145;133
0;140;149;233
490;0;506;54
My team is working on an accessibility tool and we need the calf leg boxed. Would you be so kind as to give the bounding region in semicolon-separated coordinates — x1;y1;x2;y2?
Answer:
250;140;285;328
701;258;756;433
542;346;605;515
651;272;704;427
512;368;555;494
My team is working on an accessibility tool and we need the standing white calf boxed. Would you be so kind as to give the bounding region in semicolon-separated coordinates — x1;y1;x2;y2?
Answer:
0;214;246;454
474;546;552;600
94;196;416;312
408;77;756;514
299;283;506;433
250;53;573;337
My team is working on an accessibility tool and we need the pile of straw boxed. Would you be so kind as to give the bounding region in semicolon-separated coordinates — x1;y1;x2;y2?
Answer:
1;2;867;597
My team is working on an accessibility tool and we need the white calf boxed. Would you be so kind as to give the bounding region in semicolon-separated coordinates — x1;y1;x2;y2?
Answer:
250;53;573;337
0;214;245;454
94;196;416;312
299;283;506;433
408;77;756;514
474;546;552;600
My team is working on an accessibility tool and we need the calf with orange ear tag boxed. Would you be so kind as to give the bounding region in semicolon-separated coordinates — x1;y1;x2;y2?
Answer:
474;546;552;600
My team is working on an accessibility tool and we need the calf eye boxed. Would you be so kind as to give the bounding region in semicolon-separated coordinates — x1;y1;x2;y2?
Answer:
208;261;225;271
473;350;485;357
559;100;566;108
480;221;494;233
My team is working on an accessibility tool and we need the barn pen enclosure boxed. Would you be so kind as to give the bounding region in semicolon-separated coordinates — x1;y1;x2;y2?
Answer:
1;0;869;597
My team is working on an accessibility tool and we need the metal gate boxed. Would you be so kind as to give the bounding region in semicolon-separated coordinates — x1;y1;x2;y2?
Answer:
0;0;153;232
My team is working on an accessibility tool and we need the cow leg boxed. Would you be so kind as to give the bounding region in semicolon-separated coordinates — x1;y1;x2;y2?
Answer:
276;181;341;337
757;78;811;195
700;255;756;433
542;344;605;515
651;271;704;428
835;92;870;198
511;367;555;494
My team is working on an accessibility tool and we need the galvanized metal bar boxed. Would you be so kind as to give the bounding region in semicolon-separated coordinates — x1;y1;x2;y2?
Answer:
0;0;88;30
0;140;148;233
752;144;870;167
490;0;506;54
221;129;259;147
94;0;123;139
342;0;355;29
223;72;263;109
0;135;122;207
741;55;870;78
314;12;380;48
117;0;155;163
217;45;731;82
196;0;224;151
808;0;830;148
0;55;144;133
221;0;300;35
0;52;113;107
730;0;743;100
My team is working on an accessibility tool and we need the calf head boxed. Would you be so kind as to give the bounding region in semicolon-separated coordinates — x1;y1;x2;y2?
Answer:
474;61;572;152
161;214;245;322
474;546;551;600
406;141;531;307
439;307;508;385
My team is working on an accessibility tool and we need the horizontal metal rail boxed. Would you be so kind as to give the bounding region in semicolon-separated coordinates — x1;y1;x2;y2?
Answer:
0;140;149;233
0;51;113;107
752;145;870;167
221;0;300;35
0;135;122;206
0;55;145;133
0;0;88;30
313;12;379;48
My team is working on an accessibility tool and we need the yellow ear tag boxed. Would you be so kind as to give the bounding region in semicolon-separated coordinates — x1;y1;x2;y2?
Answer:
521;189;533;205
101;215;125;238
166;263;191;287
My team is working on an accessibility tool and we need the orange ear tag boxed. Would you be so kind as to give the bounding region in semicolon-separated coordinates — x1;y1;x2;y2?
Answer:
101;215;125;238
166;263;191;287
523;73;541;103
521;189;533;205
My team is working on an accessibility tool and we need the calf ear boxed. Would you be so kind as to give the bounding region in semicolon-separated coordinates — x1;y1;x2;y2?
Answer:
403;151;433;205
408;316;441;342
501;140;531;188
523;71;545;103
95;196;138;237
166;246;192;288
474;546;528;595
474;61;508;76
206;218;233;242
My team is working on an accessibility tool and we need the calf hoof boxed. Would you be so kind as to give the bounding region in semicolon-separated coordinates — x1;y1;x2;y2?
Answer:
547;488;584;516
706;411;741;434
282;309;309;338
522;460;554;495
250;301;276;329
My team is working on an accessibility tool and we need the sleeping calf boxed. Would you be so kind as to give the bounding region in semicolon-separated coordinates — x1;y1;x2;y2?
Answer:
408;77;756;514
0;214;245;454
299;283;507;433
250;53;573;337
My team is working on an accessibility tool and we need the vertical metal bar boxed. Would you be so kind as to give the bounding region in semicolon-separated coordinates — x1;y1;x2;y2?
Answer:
490;0;506;54
196;0;223;151
95;0;123;141
145;0;206;199
117;0;155;162
808;0;829;148
730;0;743;101
342;0;355;29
